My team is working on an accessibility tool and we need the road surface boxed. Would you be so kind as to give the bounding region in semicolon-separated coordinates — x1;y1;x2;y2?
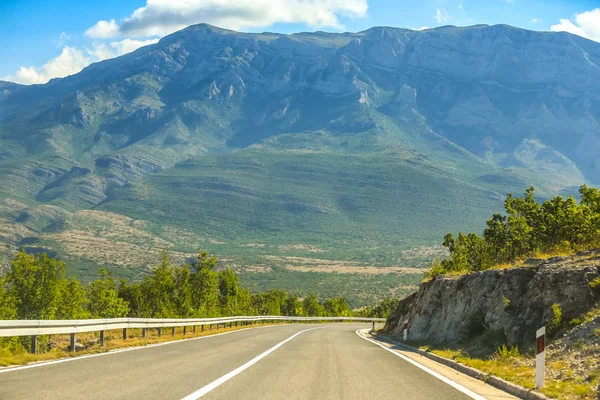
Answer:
0;324;504;400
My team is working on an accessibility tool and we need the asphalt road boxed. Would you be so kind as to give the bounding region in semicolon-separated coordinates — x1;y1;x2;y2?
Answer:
0;324;477;400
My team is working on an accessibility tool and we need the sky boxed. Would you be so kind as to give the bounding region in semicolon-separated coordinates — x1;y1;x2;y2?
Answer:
1;0;600;85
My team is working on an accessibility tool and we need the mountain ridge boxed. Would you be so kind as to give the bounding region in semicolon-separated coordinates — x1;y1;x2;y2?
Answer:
0;23;597;305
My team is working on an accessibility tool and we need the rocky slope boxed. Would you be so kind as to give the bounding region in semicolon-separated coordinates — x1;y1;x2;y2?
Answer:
386;250;600;350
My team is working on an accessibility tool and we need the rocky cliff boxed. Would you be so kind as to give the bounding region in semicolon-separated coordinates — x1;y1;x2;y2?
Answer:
386;250;600;351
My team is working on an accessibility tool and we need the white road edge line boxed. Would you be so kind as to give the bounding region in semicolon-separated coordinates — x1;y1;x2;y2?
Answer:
0;324;283;375
181;327;323;400
355;329;488;400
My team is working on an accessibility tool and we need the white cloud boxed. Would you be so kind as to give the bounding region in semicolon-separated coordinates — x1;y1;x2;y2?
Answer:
86;0;368;39
88;38;159;60
5;46;91;85
5;39;159;85
551;8;600;43
458;2;463;11
85;19;120;39
54;32;71;47
435;8;449;23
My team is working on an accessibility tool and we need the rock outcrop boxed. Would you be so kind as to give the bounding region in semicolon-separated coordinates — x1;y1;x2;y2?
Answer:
386;250;600;350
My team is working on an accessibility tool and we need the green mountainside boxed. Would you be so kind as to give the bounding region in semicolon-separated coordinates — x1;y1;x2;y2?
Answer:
0;23;598;306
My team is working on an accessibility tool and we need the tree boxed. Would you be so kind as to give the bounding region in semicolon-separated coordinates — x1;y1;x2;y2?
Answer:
5;250;66;320
282;294;301;316
484;214;509;263
191;249;220;317
173;265;194;318
323;297;350;316
56;278;89;319
0;276;16;320
141;250;176;318
88;269;129;318
118;279;146;317
302;294;323;317
216;267;252;316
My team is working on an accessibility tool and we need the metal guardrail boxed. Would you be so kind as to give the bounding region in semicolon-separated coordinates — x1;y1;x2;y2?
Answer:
0;316;384;337
0;316;385;353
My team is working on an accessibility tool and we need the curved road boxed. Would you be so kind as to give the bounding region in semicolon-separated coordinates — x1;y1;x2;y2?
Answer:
0;324;507;400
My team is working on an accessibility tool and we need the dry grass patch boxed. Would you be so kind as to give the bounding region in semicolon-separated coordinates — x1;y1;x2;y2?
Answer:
277;244;325;253
265;255;423;275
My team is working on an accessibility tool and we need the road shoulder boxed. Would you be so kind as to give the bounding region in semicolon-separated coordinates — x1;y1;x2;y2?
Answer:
357;329;519;400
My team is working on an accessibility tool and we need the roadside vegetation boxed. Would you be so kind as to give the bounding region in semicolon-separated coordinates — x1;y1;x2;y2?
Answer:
0;248;386;356
0;323;272;367
417;336;599;400
425;185;600;279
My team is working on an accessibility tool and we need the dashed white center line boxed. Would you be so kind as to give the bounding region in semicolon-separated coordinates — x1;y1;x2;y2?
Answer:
181;327;323;399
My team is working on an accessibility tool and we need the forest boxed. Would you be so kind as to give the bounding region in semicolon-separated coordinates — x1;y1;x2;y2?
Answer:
427;185;600;278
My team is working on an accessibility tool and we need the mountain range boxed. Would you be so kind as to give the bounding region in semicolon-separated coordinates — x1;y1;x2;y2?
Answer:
0;23;598;306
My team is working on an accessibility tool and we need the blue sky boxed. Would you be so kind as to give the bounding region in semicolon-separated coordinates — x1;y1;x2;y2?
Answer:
2;0;600;84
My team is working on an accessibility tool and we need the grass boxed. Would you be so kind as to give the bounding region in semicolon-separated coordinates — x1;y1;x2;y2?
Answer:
416;345;599;399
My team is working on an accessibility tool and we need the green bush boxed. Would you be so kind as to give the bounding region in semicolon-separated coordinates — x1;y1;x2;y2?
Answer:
548;303;563;335
493;344;520;360
502;296;512;312
568;318;582;327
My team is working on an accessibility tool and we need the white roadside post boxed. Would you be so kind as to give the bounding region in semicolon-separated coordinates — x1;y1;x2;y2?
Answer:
536;326;546;388
403;320;409;341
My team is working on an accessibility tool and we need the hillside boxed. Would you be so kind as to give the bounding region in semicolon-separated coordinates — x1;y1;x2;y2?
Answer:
385;250;600;398
0;23;598;305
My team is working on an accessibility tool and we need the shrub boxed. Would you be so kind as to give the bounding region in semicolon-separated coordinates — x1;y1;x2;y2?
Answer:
502;296;512;312
548;303;563;335
493;344;520;360
568;318;582;327
423;257;446;281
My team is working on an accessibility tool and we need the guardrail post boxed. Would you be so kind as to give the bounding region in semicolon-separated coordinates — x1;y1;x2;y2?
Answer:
193;326;197;334
100;330;105;346
70;333;76;352
142;328;147;339
209;324;212;331
183;326;187;335
122;328;127;340
31;335;37;354
158;327;162;337
372;322;375;332
171;327;176;336
201;325;204;332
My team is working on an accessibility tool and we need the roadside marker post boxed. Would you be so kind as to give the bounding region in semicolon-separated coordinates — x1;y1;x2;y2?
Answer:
70;333;76;352
536;327;546;388
403;321;408;341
